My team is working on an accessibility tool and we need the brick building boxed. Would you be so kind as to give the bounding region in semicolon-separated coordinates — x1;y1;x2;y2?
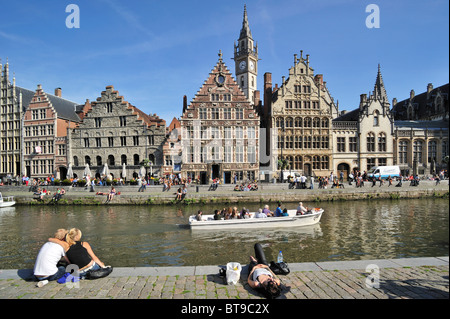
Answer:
22;84;81;179
180;52;260;184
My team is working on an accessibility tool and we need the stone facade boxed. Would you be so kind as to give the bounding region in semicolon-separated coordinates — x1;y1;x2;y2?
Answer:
0;60;26;180
22;84;80;179
391;83;449;175
180;53;260;184
332;66;395;176
261;52;338;180
70;85;166;181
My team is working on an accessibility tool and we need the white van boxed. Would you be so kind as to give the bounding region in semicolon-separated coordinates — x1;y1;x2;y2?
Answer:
367;166;401;180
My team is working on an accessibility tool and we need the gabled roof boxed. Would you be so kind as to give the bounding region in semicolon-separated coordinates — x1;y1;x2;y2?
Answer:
392;83;449;120
184;52;250;110
16;86;81;122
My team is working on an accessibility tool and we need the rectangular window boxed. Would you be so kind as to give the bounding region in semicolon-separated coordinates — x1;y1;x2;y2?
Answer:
236;145;244;163
349;137;357;152
108;137;114;147
236;108;243;119
96;138;102;148
119;116;127;127
367;158;376;171
199;108;207;119
120;136;127;146
211;108;220;119
224;108;232;119
337;137;346;152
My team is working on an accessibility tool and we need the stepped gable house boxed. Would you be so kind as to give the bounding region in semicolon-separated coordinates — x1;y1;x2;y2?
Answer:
70;85;166;181
22;84;81;179
261;51;338;180
180;52;260;184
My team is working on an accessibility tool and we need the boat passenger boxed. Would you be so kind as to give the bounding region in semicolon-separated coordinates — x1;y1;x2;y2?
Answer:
195;210;203;221
255;208;267;218
275;203;283;217
240;207;250;219
262;205;274;217
281;208;289;216
296;202;308;215
213;210;221;220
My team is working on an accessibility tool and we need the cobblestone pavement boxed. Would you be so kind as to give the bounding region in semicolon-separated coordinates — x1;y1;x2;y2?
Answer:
0;259;447;300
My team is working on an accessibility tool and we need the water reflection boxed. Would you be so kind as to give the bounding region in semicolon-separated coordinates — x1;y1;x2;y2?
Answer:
0;198;448;269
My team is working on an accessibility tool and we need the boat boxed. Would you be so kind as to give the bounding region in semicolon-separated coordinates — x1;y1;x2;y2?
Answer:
189;208;323;230
0;192;16;207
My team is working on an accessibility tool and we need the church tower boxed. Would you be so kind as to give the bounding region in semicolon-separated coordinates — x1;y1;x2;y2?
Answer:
234;5;258;102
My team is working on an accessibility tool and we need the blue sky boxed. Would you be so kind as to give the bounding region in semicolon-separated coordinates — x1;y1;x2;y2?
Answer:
1;0;448;123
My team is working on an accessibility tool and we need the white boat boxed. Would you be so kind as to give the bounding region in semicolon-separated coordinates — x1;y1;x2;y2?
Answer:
0;192;15;207
189;208;323;230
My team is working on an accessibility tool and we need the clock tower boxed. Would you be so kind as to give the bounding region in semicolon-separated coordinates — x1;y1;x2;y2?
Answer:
234;5;258;102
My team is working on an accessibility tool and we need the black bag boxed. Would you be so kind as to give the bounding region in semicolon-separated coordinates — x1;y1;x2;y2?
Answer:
269;261;290;275
85;266;113;280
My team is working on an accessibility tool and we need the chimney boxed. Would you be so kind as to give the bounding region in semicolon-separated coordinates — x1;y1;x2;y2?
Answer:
183;95;187;112
360;94;367;108
314;74;323;86
263;72;272;120
253;90;260;107
55;87;62;97
427;83;433;98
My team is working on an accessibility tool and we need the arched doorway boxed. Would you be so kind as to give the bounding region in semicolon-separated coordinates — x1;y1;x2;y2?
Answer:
337;163;350;181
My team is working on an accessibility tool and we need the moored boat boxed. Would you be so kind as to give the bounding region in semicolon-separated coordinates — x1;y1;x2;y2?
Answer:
189;208;323;230
0;192;15;208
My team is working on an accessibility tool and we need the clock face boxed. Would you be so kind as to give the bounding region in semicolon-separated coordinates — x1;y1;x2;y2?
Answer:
249;61;255;70
239;61;246;70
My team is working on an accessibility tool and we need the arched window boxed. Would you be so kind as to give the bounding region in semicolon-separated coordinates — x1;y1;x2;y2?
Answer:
85;156;91;165
121;155;127;165
373;110;379;126
367;132;375;152
73;156;79;166
96;156;102;166
313;117;320;128
107;155;115;166
413;140;423;163
428;140;437;163
321;118;329;128
304;117;312;127
378;132;386;152
398;140;408;164
295;117;302;127
134;154;140;165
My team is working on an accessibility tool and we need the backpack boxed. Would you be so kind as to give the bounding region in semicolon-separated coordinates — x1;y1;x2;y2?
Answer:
269;261;290;275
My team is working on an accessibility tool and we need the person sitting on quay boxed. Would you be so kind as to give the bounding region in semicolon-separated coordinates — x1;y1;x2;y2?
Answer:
33;229;70;283
176;187;183;200
106;186;116;203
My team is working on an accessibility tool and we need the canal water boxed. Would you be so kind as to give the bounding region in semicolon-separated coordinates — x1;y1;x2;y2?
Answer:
0;198;448;270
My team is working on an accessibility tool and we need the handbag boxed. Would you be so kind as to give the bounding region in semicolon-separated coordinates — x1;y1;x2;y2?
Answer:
269;261;290;275
85;266;113;280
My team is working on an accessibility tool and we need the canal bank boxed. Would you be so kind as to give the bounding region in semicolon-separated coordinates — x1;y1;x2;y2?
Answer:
2;179;449;206
0;257;447;299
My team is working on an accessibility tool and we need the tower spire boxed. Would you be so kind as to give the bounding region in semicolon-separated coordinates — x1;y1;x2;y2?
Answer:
239;4;252;40
374;64;388;102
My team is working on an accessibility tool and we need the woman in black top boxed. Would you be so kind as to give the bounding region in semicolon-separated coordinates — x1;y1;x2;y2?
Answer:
50;228;106;279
